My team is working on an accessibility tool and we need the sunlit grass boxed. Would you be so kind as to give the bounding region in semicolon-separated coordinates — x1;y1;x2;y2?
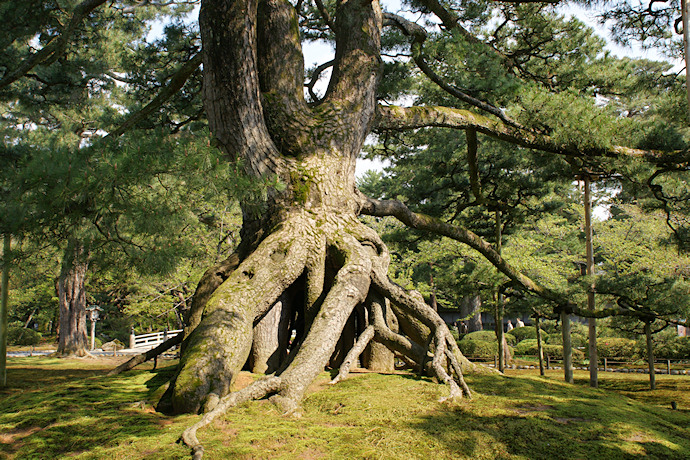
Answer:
1;358;689;459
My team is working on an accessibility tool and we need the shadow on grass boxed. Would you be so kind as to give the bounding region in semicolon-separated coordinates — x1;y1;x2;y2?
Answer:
411;373;690;459
0;361;183;459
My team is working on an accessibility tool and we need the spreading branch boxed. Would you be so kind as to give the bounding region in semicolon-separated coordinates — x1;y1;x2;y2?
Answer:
107;53;202;138
0;0;108;89
383;13;524;130
357;191;561;304
374;104;690;167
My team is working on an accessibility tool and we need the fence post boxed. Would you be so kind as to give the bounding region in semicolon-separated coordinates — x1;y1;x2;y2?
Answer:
667;360;671;375
604;357;607;371
129;327;136;349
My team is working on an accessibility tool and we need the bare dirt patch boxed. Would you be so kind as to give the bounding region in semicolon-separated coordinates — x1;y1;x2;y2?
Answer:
514;404;554;415
0;426;41;444
552;416;591;424
232;371;257;391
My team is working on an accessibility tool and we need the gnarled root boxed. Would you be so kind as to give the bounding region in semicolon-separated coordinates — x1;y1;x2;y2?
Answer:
181;375;283;460
330;324;374;384
174;213;475;458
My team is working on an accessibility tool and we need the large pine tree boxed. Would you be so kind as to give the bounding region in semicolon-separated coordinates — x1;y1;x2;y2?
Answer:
2;1;690;455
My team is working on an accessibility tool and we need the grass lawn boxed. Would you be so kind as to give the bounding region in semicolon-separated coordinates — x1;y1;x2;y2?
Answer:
1;357;689;459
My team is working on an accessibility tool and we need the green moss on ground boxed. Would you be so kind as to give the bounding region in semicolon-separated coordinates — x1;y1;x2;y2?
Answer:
1;358;689;459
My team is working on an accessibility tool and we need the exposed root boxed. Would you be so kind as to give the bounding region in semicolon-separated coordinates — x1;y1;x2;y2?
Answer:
272;231;373;403
431;329;462;401
371;267;472;399
107;334;182;376
330;324;375;384
181;375;283;460
170;215;315;413
172;212;479;459
445;347;472;397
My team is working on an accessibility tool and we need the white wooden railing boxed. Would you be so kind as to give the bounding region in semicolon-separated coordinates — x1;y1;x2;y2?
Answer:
129;329;182;350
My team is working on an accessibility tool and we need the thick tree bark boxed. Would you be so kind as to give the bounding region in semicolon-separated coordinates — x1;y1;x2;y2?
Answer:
249;296;292;374
57;241;89;357
361;299;396;372
170;2;474;456
460;295;482;333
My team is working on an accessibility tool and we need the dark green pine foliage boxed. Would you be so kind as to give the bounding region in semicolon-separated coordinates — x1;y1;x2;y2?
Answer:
0;1;251;353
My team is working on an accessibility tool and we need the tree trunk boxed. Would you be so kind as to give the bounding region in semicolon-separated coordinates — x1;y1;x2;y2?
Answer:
460;295;482;332
494;301;505;372
57;240;89;357
561;310;573;384
165;0;472;422
1;235;10;387
535;315;545;376
584;176;598;388
361;299;396;372
329;309;357;369
249;296;291;374
645;322;656;390
494;211;506;371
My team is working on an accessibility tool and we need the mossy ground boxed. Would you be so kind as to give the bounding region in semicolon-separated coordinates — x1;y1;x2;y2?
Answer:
1;357;689;459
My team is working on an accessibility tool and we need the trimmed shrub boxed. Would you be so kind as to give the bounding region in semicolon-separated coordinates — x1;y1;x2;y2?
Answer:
514;339;584;360
547;332;587;348
457;339;510;360
597;338;636;359
634;335;690;360
655;336;690;360
544;344;584;361
510;326;534;341
510;326;550;343
8;326;42;346
462;330;515;345
464;331;497;342
514;339;539;356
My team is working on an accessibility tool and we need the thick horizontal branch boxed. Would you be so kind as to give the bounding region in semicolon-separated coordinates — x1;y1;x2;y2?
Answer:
107;53;202;138
374;105;690;167
358;192;561;303
0;0;108;89
359;192;690;328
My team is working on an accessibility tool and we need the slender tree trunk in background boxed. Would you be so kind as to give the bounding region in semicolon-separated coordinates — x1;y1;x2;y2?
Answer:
494;299;505;372
584;176;598;388
494;211;506;371
682;0;690;119
561;310;573;383
535;315;545;376
645;322;656;390
57;240;89;357
429;271;437;312
1;235;10;387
